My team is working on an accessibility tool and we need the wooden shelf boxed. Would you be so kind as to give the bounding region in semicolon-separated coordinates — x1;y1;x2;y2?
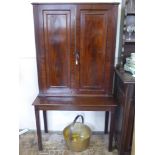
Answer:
126;12;135;16
126;11;135;16
124;39;135;43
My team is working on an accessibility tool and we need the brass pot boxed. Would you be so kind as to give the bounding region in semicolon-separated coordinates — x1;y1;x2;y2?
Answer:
63;115;91;152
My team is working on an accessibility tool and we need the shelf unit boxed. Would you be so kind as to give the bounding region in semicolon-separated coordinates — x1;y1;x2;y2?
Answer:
114;0;135;155
118;0;135;66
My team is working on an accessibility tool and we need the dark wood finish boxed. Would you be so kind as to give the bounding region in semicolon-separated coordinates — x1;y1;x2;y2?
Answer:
43;111;48;133
79;9;107;91
34;107;42;150
33;96;117;111
109;109;116;151
32;3;119;151
33;3;118;96
104;111;109;134
33;4;75;96
76;4;118;96
43;10;71;87
115;4;135;144
114;68;135;155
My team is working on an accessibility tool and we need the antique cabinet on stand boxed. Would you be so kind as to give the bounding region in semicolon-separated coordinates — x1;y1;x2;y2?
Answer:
32;3;119;151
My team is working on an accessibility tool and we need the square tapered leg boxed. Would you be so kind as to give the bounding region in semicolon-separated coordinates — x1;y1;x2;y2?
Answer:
43;110;48;133
108;109;115;151
35;107;43;150
104;111;109;134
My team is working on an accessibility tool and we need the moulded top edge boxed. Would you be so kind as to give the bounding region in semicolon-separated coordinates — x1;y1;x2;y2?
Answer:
31;2;120;5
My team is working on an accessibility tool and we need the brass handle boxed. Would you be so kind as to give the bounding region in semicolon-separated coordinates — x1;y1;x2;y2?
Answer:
69;115;84;141
73;115;84;124
75;51;79;65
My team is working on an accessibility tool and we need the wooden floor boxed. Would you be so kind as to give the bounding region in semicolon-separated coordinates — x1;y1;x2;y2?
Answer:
19;130;118;155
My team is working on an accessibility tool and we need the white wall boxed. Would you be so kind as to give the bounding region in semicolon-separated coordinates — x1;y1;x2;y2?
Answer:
19;0;122;131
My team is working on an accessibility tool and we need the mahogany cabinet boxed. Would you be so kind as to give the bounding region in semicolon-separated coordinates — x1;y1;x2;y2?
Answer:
32;3;119;151
33;3;118;96
114;68;135;155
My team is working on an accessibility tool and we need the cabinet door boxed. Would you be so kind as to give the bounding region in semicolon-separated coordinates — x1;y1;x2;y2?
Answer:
76;4;118;95
33;4;75;96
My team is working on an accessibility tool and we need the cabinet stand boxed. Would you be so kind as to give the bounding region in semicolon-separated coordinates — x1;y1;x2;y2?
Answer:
33;96;117;151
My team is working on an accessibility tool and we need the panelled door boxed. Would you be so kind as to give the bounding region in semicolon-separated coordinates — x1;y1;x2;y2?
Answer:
33;4;118;96
33;4;76;96
76;4;118;96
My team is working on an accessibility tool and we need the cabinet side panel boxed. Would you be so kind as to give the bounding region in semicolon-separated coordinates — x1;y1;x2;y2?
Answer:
33;5;47;93
104;6;118;95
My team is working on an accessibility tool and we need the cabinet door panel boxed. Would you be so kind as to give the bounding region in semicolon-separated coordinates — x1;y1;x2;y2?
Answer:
76;4;118;95
80;11;107;90
33;5;75;95
44;11;70;87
